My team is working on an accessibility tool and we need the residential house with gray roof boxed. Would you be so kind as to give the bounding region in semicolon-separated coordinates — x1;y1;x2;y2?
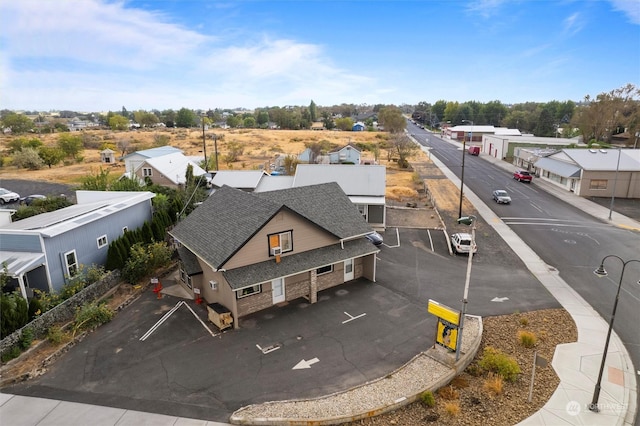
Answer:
169;182;379;327
0;191;155;299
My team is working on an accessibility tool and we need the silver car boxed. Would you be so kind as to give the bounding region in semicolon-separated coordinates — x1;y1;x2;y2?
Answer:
0;188;20;204
492;190;511;204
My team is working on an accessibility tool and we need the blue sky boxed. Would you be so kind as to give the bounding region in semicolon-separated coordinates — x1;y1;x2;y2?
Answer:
1;0;638;112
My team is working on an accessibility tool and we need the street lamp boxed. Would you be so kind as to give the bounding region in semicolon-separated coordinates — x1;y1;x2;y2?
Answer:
588;255;640;412
458;120;473;218
212;133;219;171
608;147;621;220
201;114;208;173
455;215;476;361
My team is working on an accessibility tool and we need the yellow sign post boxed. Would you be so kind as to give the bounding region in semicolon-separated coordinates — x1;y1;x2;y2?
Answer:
427;299;461;352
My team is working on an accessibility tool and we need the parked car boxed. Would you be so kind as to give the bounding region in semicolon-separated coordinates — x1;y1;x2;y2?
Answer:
450;233;477;254
365;231;384;246
492;190;512;204
513;170;533;183
468;146;480;155
20;194;47;206
0;188;20;204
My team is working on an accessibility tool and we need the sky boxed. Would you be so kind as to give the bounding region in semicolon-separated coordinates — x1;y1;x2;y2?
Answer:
1;0;639;112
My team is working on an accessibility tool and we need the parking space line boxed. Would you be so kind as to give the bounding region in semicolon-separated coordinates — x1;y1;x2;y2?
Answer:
426;229;434;251
342;311;366;324
140;301;218;341
256;343;282;354
384;228;401;248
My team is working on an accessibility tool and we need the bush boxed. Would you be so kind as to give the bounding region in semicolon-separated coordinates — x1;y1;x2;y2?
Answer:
1;346;21;362
47;326;71;345
73;302;113;337
483;373;503;395
121;241;173;284
437;386;459;401
1;291;29;338
420;390;435;407
18;327;34;350
12;147;44;170
443;401;460;417
519;316;529;326
518;330;537;348
478;346;521;382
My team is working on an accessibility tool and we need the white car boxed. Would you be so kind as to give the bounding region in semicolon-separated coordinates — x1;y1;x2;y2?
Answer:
492;189;512;204
0;188;20;204
451;233;477;254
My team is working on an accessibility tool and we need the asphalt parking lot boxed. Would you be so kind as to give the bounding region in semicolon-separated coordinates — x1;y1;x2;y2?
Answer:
3;227;560;422
0;179;76;206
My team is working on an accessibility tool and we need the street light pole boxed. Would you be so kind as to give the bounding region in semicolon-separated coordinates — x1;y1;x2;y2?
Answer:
608;147;621;220
201;114;208;173
588;255;640;412
212;133;219;171
459;120;473;218
455;215;476;361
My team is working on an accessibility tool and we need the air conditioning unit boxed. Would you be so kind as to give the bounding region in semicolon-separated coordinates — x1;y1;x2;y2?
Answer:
209;280;218;291
271;246;282;256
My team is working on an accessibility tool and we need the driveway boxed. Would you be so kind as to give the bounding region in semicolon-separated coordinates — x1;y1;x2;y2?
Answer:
2;227;559;422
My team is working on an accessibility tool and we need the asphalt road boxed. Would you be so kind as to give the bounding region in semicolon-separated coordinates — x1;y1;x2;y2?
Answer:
409;122;640;421
3;226;559;422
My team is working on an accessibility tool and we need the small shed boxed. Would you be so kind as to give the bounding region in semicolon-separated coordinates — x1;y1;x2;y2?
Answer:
100;148;116;164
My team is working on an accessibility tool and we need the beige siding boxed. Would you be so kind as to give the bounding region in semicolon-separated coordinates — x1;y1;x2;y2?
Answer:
224;209;337;269
578;170;640;198
135;164;179;189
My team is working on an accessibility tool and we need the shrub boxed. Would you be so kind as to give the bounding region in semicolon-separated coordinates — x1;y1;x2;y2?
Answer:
420;390;435;407
518;330;537;348
450;376;469;389
12;147;44;170
483;373;504;395
1;346;22;362
443;401;460;417
18;327;34;350
47;326;71;345
1;291;29;338
478;346;521;382
73;303;113;337
465;363;483;377
437;386;459;401
519;316;529;326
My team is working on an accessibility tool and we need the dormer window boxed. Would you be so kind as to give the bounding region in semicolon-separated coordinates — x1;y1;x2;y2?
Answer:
268;230;293;256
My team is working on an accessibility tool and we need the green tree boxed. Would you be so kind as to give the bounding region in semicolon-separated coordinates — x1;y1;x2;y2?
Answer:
57;133;84;159
226;115;240;128
283;154;298;175
243;117;256;128
335;117;354;131
12;147;44;170
38;146;65;168
108;115;129;131
175;108;197;128
378;107;406;133
1;113;34;134
133;110;159;127
256;110;270;127
309;100;318;122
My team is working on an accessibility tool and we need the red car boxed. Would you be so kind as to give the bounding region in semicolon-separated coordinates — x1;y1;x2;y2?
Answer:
513;170;533;183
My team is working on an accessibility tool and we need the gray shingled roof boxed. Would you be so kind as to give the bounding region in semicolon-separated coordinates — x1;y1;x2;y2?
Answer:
177;246;203;276
169;182;372;270
224;238;377;290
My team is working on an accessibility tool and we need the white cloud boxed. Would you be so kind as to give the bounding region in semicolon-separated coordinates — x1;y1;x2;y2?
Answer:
609;0;640;24
563;12;585;36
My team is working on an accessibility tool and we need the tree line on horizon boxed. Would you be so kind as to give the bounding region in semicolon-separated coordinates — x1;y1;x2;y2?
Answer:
1;83;638;146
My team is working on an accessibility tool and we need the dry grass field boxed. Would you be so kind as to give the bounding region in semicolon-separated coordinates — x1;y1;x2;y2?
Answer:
0;128;429;200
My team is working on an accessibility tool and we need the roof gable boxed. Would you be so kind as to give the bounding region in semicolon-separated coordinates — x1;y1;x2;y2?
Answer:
140;152;206;185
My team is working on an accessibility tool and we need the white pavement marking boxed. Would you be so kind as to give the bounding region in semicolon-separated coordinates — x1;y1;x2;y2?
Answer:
293;358;320;369
256;343;282;354
342;311;366;324
491;297;509;302
426;229;434;251
140;301;218;341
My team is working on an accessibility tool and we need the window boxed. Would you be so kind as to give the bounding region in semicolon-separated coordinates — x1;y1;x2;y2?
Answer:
357;204;367;221
237;284;261;298
317;265;333;275
143;168;152;177
97;235;108;249
589;179;607;190
64;250;78;278
268;230;293;256
209;280;218;291
122;226;128;234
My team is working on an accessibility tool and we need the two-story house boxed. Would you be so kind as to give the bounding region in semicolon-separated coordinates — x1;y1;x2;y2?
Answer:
169;182;379;328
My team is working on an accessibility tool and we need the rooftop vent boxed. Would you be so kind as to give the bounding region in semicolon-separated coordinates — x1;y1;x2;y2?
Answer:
599;149;607;153
589;149;597;153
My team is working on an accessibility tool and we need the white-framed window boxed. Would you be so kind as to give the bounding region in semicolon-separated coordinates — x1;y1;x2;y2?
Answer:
316;265;334;275
64;250;78;278
143;167;152;177
237;284;261;299
209;280;218;291
122;226;128;234
268;230;293;256
97;235;108;249
356;204;368;221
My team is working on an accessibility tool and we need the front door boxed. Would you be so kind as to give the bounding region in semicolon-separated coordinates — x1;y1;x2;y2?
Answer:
344;258;354;282
272;278;285;304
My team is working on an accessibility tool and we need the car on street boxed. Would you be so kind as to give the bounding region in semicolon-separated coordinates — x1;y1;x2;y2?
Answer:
513;170;533;183
0;188;20;204
492;190;512;204
450;232;477;254
20;194;47;205
365;231;384;246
